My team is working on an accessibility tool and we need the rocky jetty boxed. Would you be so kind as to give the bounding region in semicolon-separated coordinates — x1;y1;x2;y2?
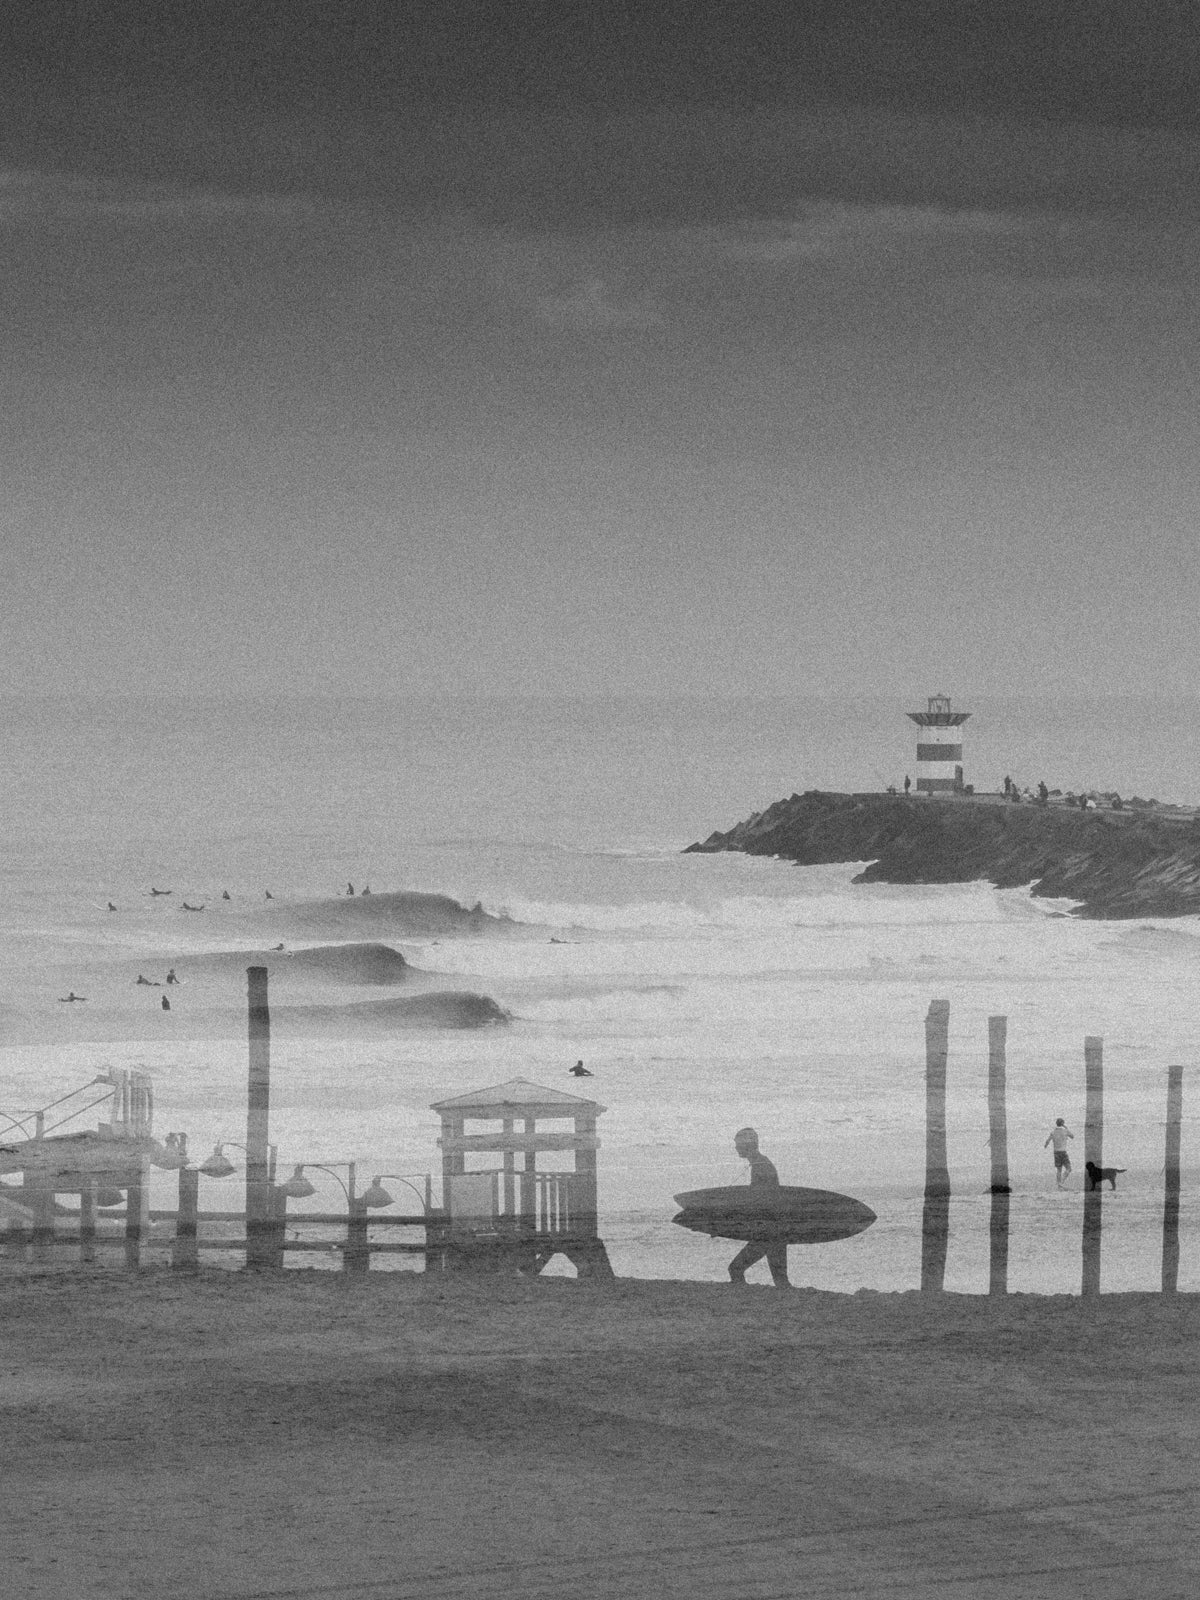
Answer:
687;791;1200;919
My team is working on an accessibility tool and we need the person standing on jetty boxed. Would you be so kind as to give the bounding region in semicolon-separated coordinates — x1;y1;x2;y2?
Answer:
1045;1118;1075;1187
728;1127;790;1287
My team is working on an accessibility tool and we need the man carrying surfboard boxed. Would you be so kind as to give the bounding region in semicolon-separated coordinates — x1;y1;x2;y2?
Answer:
727;1128;791;1288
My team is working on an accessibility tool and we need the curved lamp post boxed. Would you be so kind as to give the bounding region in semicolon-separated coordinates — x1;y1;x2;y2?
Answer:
278;1162;392;1273
198;1140;278;1180
360;1173;433;1214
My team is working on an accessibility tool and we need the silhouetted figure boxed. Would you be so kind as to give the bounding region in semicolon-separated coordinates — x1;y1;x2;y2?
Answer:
107;902;117;911
273;943;285;951
347;883;355;896
569;1060;593;1077
1037;781;1049;804
264;891;273;900
150;887;172;896
362;885;371;895
1045;1119;1074;1187
161;995;171;1011
181;902;204;911
59;992;87;1002
222;890;231;900
728;1128;790;1287
135;975;160;986
903;775;911;795
165;968;179;985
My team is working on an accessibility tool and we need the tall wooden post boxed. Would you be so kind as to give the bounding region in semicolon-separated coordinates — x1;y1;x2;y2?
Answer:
920;999;951;1292
1162;1065;1184;1294
1081;1035;1104;1297
245;966;273;1269
987;1015;1010;1296
173;1165;199;1270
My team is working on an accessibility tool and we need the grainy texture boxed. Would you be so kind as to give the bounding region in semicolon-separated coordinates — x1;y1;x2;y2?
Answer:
4;1269;1199;1598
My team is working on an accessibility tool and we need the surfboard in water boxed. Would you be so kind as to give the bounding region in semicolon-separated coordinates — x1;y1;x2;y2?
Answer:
672;1185;876;1245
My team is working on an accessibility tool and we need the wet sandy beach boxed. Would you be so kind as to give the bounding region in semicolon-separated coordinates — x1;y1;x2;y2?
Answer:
5;1269;1199;1599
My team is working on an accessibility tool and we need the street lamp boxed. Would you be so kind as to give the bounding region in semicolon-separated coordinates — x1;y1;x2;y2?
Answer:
277;1162;395;1210
360;1173;433;1214
279;1162;393;1274
198;1140;278;1181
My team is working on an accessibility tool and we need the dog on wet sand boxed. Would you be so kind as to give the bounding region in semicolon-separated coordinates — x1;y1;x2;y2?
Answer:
1085;1161;1127;1191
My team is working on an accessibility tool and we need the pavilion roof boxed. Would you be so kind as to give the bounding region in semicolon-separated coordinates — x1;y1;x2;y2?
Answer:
430;1076;605;1115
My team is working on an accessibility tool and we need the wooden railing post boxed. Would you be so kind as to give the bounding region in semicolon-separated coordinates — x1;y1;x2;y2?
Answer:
1162;1065;1184;1294
921;998;951;1292
1082;1036;1104;1297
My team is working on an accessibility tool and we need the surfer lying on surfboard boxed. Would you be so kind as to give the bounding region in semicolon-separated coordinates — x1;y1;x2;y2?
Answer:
728;1128;790;1288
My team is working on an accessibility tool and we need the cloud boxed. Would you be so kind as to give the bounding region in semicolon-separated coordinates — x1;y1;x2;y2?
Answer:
0;169;315;226
714;202;1049;265
534;275;664;330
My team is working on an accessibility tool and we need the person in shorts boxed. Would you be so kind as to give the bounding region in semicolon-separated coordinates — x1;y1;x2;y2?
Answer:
1044;1119;1074;1187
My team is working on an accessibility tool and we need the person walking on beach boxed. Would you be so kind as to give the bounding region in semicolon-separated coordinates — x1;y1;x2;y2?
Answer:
1045;1118;1074;1186
728;1127;790;1288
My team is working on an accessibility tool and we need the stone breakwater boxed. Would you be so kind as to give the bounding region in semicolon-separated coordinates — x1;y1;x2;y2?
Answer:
686;791;1200;919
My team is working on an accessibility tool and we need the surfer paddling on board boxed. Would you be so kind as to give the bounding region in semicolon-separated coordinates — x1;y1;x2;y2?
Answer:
728;1128;790;1287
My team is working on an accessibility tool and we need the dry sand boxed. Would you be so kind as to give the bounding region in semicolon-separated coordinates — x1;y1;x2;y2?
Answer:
5;1272;1200;1599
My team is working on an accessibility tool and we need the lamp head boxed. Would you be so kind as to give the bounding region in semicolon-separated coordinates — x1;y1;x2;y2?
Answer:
198;1143;236;1179
279;1164;316;1199
360;1177;394;1209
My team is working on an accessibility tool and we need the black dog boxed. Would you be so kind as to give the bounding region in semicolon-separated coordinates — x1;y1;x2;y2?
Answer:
1085;1160;1127;1191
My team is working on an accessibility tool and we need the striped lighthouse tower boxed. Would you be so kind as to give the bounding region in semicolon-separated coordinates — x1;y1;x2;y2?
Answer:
907;694;970;793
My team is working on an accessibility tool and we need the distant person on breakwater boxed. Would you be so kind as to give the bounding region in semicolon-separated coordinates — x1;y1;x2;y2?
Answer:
728;1128;790;1288
569;1060;593;1077
1045;1119;1074;1187
347;883;355;895
161;995;171;1011
903;775;911;794
165;968;179;985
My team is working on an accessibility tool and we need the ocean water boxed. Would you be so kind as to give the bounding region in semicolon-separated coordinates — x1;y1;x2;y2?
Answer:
3;695;1200;1294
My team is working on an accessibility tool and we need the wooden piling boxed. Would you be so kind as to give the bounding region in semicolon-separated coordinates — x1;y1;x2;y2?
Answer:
124;1159;150;1270
344;1162;369;1273
29;1168;56;1263
987;1015;1010;1296
1162;1065;1184;1294
1081;1035;1104;1297
79;1177;96;1264
173;1166;199;1270
245;965;273;1269
920;998;951;1292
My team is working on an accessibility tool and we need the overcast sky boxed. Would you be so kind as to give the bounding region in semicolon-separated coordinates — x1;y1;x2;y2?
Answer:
3;2;1199;697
